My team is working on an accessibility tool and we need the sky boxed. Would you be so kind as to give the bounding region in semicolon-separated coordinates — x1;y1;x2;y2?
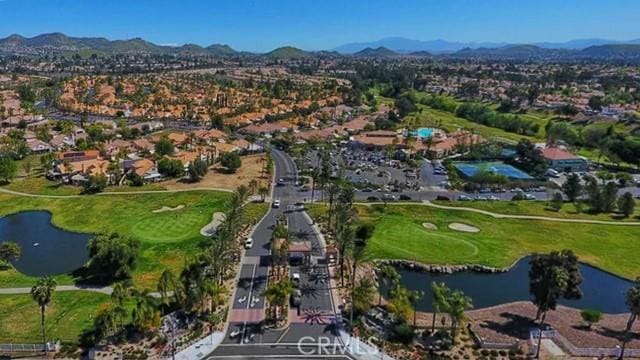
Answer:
0;0;639;52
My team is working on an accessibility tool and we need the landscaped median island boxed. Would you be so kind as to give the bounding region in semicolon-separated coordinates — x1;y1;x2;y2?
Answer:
308;203;640;279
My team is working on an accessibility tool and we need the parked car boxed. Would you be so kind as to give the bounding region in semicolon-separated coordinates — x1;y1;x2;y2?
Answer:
488;195;499;201
244;238;254;249
458;194;472;201
524;193;537;200
435;195;451;201
367;196;380;202
383;194;397;201
399;194;412;201
291;272;301;287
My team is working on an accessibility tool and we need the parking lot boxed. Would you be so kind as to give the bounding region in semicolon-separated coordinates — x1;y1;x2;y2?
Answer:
295;146;640;203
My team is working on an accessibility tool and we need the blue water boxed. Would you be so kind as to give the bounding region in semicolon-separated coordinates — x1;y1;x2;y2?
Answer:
0;211;91;276
383;257;634;314
416;128;434;138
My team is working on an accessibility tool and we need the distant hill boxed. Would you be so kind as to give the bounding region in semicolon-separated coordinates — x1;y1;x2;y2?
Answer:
450;44;570;59
264;46;310;59
0;32;238;56
577;44;640;58
353;46;398;57
333;36;640;54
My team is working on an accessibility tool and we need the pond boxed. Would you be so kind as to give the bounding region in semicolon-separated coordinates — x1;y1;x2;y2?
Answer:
384;257;634;314
0;211;91;276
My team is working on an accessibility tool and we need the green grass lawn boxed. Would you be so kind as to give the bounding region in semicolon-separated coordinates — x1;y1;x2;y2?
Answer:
311;204;640;279
0;191;268;289
436;200;640;222
406;105;542;144
0;291;111;343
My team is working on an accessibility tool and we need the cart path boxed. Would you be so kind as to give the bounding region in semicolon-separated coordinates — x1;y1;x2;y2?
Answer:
0;186;233;199
0;284;163;297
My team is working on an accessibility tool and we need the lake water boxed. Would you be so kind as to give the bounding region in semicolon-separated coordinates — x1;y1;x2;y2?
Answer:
385;257;634;314
0;211;91;276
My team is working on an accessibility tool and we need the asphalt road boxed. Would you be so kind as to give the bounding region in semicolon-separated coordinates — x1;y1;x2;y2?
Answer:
209;149;346;359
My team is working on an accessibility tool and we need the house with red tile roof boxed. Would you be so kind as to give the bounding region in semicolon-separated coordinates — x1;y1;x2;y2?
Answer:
540;146;588;172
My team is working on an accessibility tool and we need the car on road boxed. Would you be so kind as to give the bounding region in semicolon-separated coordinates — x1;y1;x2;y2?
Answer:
524;193;537;200
291;289;302;307
272;199;281;208
435;195;451;201
244;238;254;249
291;272;301;287
277;178;285;186
458;194;472;201
488;195;499;201
383;194;397;201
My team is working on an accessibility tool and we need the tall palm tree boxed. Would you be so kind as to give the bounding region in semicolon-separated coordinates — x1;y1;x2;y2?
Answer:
446;290;473;344
409;290;424;327
157;269;184;307
131;289;159;332
620;278;640;359
431;282;450;333
30;276;57;353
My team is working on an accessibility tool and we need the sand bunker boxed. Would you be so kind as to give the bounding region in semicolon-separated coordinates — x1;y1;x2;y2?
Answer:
152;205;185;213
200;212;226;236
448;222;480;233
422;222;438;230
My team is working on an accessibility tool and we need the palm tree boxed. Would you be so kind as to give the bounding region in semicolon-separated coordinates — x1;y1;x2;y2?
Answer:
431;282;450;333
157;269;184;307
620;278;640;359
446;290;473;344
263;279;293;320
30;276;57;353
409;290;425;327
352;278;376;315
131;289;159;332
258;186;269;202
377;265;400;305
248;179;259;195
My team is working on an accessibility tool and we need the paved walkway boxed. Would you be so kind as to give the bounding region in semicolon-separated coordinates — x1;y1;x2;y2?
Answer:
0;285;165;298
0;186;233;199
353;200;640;226
0;284;113;295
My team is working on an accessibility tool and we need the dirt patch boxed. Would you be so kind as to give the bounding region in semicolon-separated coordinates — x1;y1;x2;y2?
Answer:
422;222;438;230
448;222;479;233
465;301;640;350
163;154;269;191
152;205;185;213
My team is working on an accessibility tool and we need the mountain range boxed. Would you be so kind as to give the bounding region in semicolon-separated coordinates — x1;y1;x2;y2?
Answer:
3;33;640;60
333;36;640;54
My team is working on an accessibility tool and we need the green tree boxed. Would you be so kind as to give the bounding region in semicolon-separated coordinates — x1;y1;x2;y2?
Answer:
352;278;376;315
620;278;640;359
446;290;473;344
30;276;57;353
580;309;602;330
86;233;141;282
154;136;175;156
618;192;636;218
158;158;184;178
84;174;108;194
431;282;450;333
377;264;399;305
220;152;242;173
0;155;18;183
157;269;184;307
0;241;21;266
188;158;209;182
549;192;564;212
529;250;583;358
131;288;160;332
562;173;583;207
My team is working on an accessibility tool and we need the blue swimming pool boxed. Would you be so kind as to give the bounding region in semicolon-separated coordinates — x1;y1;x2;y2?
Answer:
454;161;533;180
416;127;434;138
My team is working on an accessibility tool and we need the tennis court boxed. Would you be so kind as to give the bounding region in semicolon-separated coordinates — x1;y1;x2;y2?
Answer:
454;162;533;180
